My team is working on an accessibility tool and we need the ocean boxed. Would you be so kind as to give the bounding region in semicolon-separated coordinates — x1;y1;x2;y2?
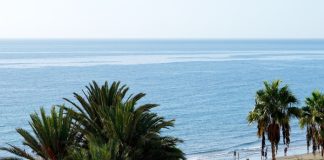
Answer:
1;40;324;159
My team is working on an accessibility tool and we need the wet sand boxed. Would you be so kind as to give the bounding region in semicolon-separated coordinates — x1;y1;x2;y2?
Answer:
278;152;323;160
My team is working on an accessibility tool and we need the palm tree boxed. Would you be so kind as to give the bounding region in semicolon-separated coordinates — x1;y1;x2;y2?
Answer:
299;91;324;155
0;106;76;160
63;81;132;141
247;80;299;160
247;102;268;159
64;81;185;160
66;136;123;160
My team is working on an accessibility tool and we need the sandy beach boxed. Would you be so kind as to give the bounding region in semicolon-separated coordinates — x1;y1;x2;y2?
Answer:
278;153;323;160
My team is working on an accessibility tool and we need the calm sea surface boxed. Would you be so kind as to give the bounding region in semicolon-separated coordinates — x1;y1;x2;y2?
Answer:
1;40;324;159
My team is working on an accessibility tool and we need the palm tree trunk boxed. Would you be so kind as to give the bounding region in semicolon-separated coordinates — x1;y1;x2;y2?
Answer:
313;137;317;155
307;126;310;153
271;142;276;160
261;132;265;159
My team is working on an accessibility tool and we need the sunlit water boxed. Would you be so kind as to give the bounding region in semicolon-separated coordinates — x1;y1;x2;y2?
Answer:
1;40;324;159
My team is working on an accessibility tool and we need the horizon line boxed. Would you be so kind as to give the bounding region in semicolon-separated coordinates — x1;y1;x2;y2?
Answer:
1;38;324;41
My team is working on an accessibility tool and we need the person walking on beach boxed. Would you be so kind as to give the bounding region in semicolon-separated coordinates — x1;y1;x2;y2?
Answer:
284;147;288;156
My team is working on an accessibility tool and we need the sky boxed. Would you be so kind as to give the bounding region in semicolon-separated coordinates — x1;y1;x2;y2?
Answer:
0;0;324;39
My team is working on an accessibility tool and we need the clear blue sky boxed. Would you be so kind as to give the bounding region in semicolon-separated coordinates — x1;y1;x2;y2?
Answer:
0;0;323;39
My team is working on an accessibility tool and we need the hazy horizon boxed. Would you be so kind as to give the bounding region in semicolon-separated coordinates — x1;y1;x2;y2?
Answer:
1;38;324;41
1;0;324;39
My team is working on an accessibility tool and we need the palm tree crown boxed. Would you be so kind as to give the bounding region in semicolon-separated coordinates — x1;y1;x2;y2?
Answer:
64;81;185;160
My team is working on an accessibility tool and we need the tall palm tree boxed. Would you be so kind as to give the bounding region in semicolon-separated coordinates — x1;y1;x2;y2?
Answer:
247;80;299;160
0;106;76;160
64;81;185;160
299;91;324;155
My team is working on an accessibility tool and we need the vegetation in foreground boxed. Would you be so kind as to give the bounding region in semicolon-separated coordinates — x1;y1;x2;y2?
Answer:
0;81;185;160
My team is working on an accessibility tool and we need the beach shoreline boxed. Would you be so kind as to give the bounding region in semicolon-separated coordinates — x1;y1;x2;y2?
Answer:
278;152;323;160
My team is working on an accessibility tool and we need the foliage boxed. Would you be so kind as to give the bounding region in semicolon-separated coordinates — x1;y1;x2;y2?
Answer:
299;90;324;156
247;80;299;160
0;106;76;160
64;81;185;160
1;81;185;160
65;136;123;160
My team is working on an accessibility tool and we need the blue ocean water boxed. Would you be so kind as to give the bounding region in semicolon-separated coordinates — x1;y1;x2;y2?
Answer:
1;40;324;159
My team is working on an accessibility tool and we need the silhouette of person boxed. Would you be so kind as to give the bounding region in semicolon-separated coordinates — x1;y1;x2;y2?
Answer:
284;147;288;156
